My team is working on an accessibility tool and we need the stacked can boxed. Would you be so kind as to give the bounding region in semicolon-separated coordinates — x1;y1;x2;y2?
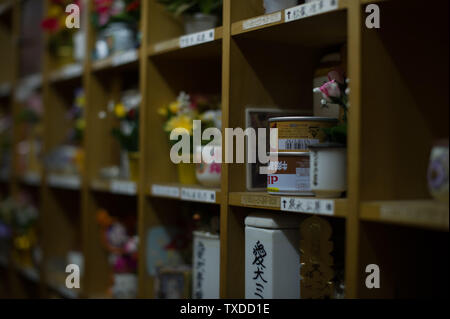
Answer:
267;117;338;196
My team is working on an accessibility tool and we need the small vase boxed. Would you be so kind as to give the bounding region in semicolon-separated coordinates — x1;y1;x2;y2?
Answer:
263;0;299;14
194;145;222;188
184;13;218;34
177;162;197;185
428;139;449;203
128;152;139;182
309;143;347;198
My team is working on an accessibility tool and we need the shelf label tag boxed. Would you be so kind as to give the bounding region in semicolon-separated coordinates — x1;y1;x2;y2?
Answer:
151;185;180;198
243;12;282;30
60;63;83;79
180;29;215;48
112;50;138;66
285;0;338;23
280;197;334;215
111;181;137;195
181;188;216;203
48;175;81;189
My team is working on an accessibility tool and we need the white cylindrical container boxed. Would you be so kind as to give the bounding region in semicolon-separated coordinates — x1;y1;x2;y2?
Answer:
184;13;219;34
264;0;299;14
309;143;347;198
245;214;300;299
192;231;220;299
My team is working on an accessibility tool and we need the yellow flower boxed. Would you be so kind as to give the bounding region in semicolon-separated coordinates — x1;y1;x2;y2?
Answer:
169;101;181;114
115;103;127;118
76;118;85;130
165;114;193;135
49;5;62;18
158;107;168;117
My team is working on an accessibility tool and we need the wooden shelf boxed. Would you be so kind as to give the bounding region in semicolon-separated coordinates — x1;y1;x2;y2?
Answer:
91;178;138;196
15;265;41;284
360;200;449;231
148;26;223;58
149;183;221;204
47;280;80;299
229;192;348;218
231;0;347;47
47;174;81;190
49;63;83;84
0;0;13;18
91;49;139;72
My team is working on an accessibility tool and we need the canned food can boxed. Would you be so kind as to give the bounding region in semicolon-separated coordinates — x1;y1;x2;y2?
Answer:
267;152;314;196
269;116;338;152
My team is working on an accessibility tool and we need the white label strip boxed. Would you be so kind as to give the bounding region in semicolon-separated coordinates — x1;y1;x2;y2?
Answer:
60;64;83;78
111;180;137;195
180;29;215;48
181;188;216;203
243;12;282;30
151;185;180;198
280;197;334;215
48;175;81;189
112;50;138;66
285;0;339;23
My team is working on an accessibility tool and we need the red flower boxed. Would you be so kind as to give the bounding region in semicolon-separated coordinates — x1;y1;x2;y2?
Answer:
126;0;140;12
41;17;60;32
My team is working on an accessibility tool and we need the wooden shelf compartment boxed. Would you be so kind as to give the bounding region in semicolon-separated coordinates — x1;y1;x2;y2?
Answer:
82;192;137;297
360;200;449;231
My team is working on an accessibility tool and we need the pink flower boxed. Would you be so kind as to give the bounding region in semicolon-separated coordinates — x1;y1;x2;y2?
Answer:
319;80;341;101
328;69;345;84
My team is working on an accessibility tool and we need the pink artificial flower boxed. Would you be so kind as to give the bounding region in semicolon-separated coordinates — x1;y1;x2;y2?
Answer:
319;80;341;101
328;69;345;84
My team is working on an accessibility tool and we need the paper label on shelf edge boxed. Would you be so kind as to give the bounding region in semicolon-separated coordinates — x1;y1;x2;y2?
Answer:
179;29;215;48
241;194;280;208
151;185;180;198
111;180;137;195
48;175;81;189
181;188;216;203
280;197;334;215
60;64;83;79
285;0;339;23
112;50;138;66
243;12;282;30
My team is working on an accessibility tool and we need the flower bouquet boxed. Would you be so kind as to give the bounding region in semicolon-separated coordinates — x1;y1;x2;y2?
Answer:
92;0;141;60
158;92;221;185
310;69;349;198
111;90;141;181
41;0;84;67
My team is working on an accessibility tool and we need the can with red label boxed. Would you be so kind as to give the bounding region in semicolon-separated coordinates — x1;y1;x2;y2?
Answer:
267;152;313;196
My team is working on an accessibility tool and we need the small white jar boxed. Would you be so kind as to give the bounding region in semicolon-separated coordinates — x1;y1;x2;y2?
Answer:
263;0;299;14
309;143;347;198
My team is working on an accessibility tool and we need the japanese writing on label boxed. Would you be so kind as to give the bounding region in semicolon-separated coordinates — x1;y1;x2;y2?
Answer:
181;188;216;203
280;197;334;215
179;29;215;48
268;160;288;172
285;0;339;23
194;241;206;299
243;12;282;30
252;241;268;299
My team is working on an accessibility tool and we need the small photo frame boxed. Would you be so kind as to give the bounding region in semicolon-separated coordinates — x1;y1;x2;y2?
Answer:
154;265;192;299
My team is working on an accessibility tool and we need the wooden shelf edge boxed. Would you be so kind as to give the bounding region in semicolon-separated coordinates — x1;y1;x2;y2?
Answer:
47;174;82;191
91;49;140;72
90;178;138;196
49;63;83;83
148;26;223;57
360;200;449;231
228;192;348;218
231;0;348;36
